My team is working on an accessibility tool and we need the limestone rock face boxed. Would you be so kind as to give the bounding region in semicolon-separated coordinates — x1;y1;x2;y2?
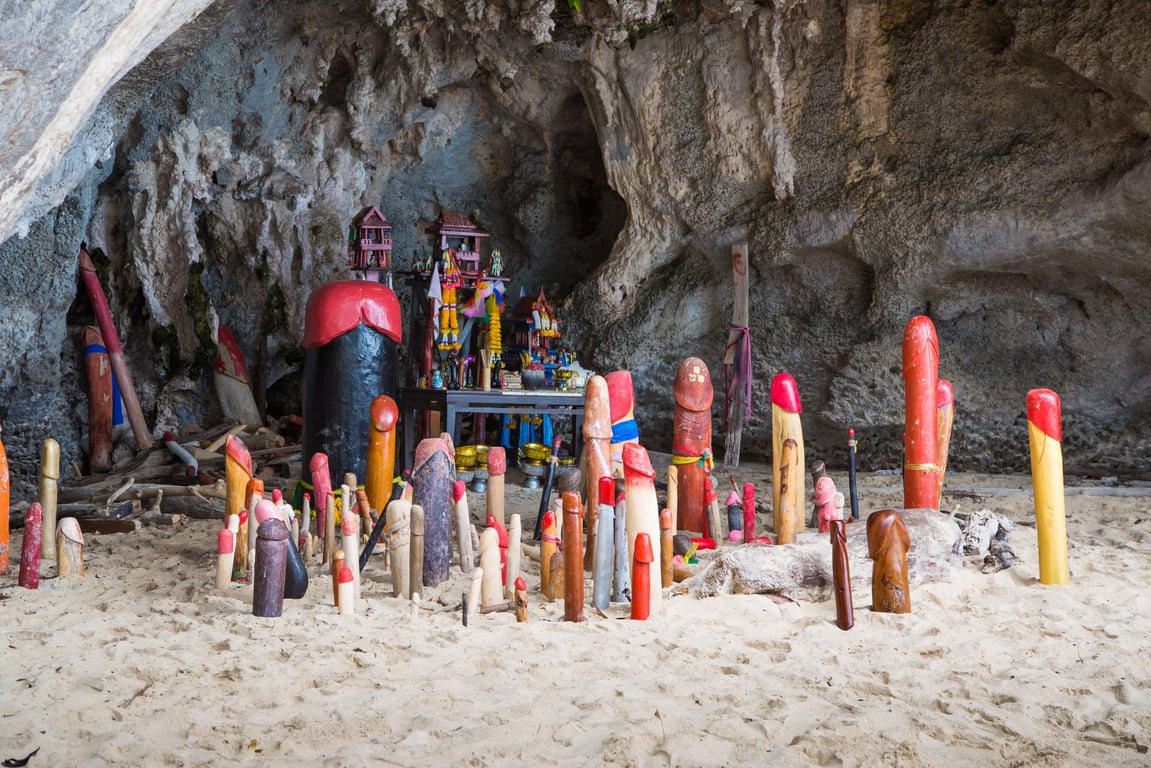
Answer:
2;0;1151;493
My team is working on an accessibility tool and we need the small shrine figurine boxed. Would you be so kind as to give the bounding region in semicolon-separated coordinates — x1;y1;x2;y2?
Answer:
489;248;504;277
347;206;394;280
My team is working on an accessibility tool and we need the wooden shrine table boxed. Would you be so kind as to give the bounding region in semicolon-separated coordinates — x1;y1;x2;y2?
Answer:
398;387;585;472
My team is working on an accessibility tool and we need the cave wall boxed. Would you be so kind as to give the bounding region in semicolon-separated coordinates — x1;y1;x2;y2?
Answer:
2;0;1151;494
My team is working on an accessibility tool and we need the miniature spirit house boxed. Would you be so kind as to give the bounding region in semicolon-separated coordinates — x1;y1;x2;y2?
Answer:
511;288;561;375
347;206;394;280
426;211;490;279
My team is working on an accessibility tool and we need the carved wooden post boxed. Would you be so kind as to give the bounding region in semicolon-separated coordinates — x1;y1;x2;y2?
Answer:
366;394;399;516
723;242;752;467
867;509;911;613
540;510;558;601
631;532;654;620
341;506;361;601
331;549;346;606
18;502;43;589
623;443;661;613
705;475;722;544
671;357;713;535
230;512;244;581
486;447;506;528
56;518;84;577
412;437;453;587
0;426;8;575
410;504;426;591
337;565;355;616
815;475;838;534
593;476;615;610
39;438;59;561
830;519;854;630
505;513;522;599
1027;389;1070;585
936;380;954;503
771;373;805;534
253;518;289;618
605;370;639;474
583;375;612;569
217;524;235;589
308;452;333;563
809;459;827;529
301;493;314;560
485;513;508;584
847;429;860;521
563;490;585;622
453;480;474;574
612;492;630;603
514;577;529;622
775;439;799;544
742;483;756;543
902;316;940;509
659;508;673;588
386;499;411;598
81;325;114;472
78;245;153;449
245;477;264;574
479;527;502;608
725;489;742;541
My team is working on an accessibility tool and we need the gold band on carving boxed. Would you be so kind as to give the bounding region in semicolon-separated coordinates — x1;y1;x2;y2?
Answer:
903;463;939;472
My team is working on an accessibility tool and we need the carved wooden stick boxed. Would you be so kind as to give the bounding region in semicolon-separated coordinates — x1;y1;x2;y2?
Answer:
485;513;508;585
216;524;235;589
246;477;264;574
325;490;337;569
902;316;940;509
623;443;661;613
309;452;333;561
742;482;755;543
563;490;585;622
830;519;854;630
213;324;264;432
514;576;528;622
582;375;612;570
341;505;361;601
659;507;673;589
631;532;654;620
40;438;59;560
705;475;722;543
776;439;799;544
867;509;911;613
410;503;426;591
453;480;475;574
18;502;42;589
228;512;243;581
936;380;954;503
505;513;522;600
672;358;713;536
847;429;860;521
479;527;502;607
612;492;630;603
540;510;558;601
723;242;751;467
337;565;355;616
301;493;314;560
81;325;114;472
467;569;483;620
550;549;565;602
413;438;453;587
809;459;827;529
593;476;615;610
78;246;153;449
1027;389;1070;585
386;499;411;598
771;373;805;534
56;517;84;577
331;549;345;607
0;426;8;575
487;447;506;529
366;394;398;515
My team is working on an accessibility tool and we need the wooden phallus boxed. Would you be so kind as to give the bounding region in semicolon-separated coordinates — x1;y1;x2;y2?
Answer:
809;459;827;529
410;504;426;591
366;394;399;517
867;509;911;613
775;439;799;545
485;513;508;584
563;491;585;622
514;577;529;622
593;476;615;609
302;281;401;497
479;527;502;607
659;508;673;589
18;502;43;589
212;324;264;430
902;316;940;510
216;525;235;589
78;245;153;449
936;380;954;504
386;499;412;598
771;373;805;535
1027;389;1070;585
337;565;355;616
453;480;475;574
487;447;507;528
631;532;654;620
341;504;361;601
309;453;333;563
742;483;756;543
815;475;839;534
623;443;661;613
0;426;8;574
40;438;59;560
331;549;346;607
81;325;114;472
671;357;713;536
245;477;264;573
505;513;522;599
56;517;85;577
225;436;252;567
412;437;453;587
163;432;198;477
830;520;854;630
612;492;630;603
540;510;558;601
605;370;639;471
253;518;289;618
582;375;613;569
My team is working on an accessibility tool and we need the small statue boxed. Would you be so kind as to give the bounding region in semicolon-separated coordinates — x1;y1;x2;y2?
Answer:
867;509;911;613
815;475;839;533
490;248;504;277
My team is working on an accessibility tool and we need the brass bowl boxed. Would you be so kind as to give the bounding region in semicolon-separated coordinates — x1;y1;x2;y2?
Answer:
557;455;576;466
521;442;551;462
475;445;490;467
455;445;477;470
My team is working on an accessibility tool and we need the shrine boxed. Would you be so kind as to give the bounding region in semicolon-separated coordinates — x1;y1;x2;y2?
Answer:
346;206;394;282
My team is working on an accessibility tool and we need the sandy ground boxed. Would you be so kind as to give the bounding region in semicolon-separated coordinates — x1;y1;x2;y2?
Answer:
1;461;1150;767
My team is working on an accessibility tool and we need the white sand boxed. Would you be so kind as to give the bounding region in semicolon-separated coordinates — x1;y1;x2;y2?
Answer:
1;466;1149;767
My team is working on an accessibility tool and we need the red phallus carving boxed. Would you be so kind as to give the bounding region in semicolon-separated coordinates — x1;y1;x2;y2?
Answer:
302;281;402;349
936;379;954;408
212;324;251;383
770;373;802;413
1027;389;1062;442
